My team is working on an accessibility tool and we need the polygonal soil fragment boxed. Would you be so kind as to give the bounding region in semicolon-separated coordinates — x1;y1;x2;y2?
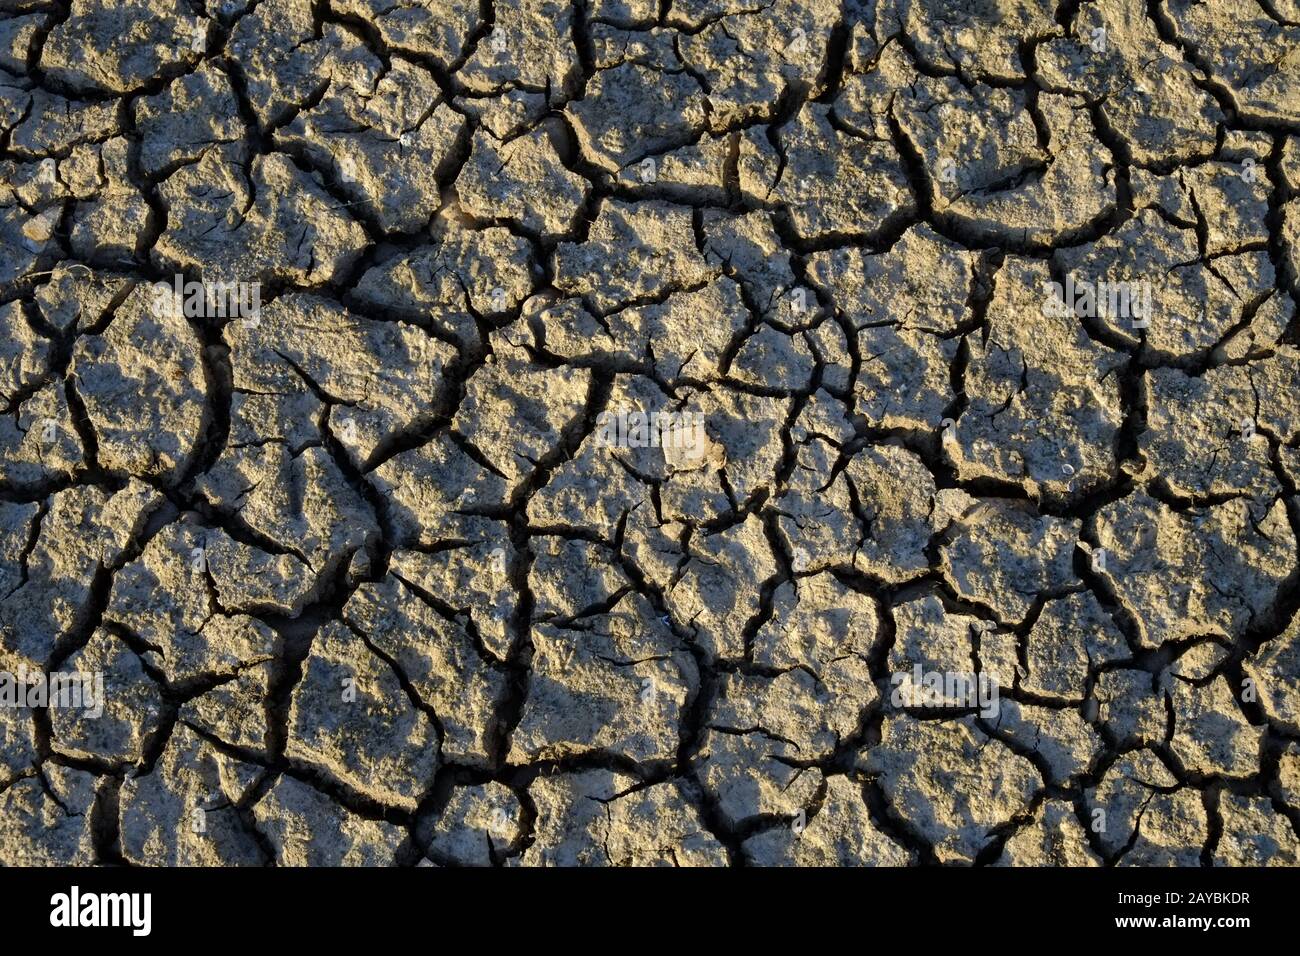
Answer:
1054;210;1278;362
371;436;511;545
940;499;1080;626
0;13;47;74
452;337;591;493
600;779;730;866
118;724;265;866
950;92;1116;245
742;774;914;866
708;663;870;762
1162;0;1300;126
40;0;204;94
951;257;1127;505
70;282;208;485
729;323;817;392
1021;591;1130;701
31;266;133;336
553;200;717;314
986;699;1103;786
567;60;708;173
334;0;480;66
426;782;521;866
741;102;914;243
47;628;164;766
750;574;878;724
0;302;53;416
1093;668;1168;747
610;131;733;203
106;519;279;684
509;592;696;765
421;223;544;316
1213;793;1300;866
670;0;840;127
458;0;581;101
194;444;380;589
155;146;368;286
286;622;439;811
1246;348;1300;443
67;137;153;266
349;224;537;349
1244;613;1300;735
276;59;467;233
343;574;509;768
879;0;1054;80
861;715;1040;864
1140;363;1281;513
1085;749;1207;865
887;593;983;709
1037;0;1223;165
595;278;750;384
1164;653;1263;778
456;125;589;239
810;261;963;429
993;799;1102;867
527;536;628;621
0;765;98;865
1;482;162;672
180;658;275;756
7;89;119;159
693;729;823;831
779;439;941;582
102;515;284;754
659;388;789;519
1156;160;1273;257
387;537;518;662
810;224;978;335
252;774;407;866
0;703;37;787
526;378;665;542
1093;490;1296;647
227;0;367;130
665;512;778;662
199;529;316;618
0;204;52;286
226;293;455;469
892;71;1115;244
702;210;800;321
0;383;79;488
518;770;725;866
134;63;245;178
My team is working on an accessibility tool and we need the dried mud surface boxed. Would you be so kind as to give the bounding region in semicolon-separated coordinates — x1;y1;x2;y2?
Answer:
1;0;1300;867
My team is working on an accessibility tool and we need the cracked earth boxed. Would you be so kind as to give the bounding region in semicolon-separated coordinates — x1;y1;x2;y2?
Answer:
1;0;1299;868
